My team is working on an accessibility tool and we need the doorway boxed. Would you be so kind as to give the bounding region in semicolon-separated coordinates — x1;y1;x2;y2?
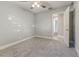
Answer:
69;10;75;48
52;13;64;41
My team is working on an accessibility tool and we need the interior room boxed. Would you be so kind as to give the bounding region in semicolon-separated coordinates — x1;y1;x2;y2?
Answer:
0;1;79;57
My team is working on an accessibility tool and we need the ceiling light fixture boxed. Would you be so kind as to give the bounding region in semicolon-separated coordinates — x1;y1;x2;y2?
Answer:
32;2;40;8
32;4;35;8
37;4;40;8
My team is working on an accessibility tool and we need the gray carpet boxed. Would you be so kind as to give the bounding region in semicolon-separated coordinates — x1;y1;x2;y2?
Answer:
0;37;78;57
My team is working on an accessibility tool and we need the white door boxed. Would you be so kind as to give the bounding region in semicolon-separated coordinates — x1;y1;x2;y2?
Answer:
64;6;70;47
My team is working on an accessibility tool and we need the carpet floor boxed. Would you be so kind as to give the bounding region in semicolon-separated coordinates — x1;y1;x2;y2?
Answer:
0;37;78;57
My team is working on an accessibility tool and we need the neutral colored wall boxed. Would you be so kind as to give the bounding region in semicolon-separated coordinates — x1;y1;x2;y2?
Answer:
0;2;34;46
35;10;64;39
58;14;64;35
74;2;79;55
35;11;52;39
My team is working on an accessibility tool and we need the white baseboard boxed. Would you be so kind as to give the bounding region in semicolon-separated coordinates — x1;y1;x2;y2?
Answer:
0;36;51;51
58;35;64;39
0;36;34;51
53;35;64;40
0;35;63;51
35;36;52;39
36;35;64;40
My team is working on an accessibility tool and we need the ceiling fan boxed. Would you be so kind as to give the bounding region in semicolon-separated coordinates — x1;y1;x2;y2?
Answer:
19;1;53;10
30;1;53;10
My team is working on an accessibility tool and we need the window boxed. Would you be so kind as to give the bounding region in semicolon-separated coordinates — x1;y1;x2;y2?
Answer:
52;14;58;33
